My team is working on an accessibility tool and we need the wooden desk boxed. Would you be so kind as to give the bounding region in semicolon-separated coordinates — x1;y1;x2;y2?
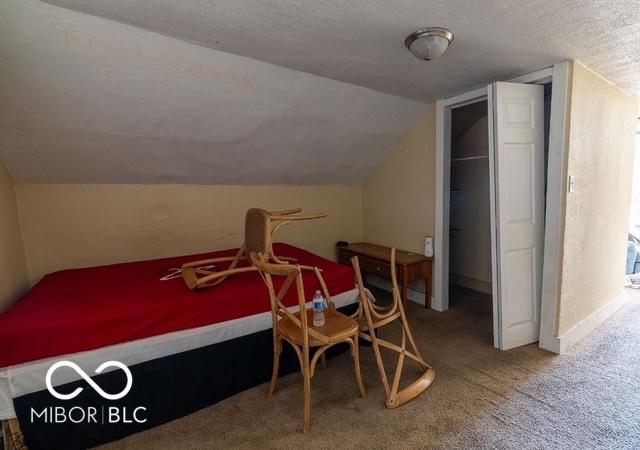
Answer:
337;242;433;310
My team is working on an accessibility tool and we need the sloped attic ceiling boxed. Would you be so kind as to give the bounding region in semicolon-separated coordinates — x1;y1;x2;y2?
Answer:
0;0;425;184
41;0;640;100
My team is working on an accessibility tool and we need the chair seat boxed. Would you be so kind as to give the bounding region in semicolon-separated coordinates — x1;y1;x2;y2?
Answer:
181;267;198;290
278;309;359;346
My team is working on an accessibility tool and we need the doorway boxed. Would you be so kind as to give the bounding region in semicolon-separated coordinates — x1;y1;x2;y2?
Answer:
435;69;562;350
625;118;640;285
447;100;494;338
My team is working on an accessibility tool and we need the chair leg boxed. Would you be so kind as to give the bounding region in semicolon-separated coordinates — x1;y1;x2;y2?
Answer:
320;352;327;370
352;334;366;398
269;336;282;396
302;348;312;433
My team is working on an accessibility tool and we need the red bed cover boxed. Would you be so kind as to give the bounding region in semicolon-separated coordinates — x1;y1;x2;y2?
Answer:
0;244;355;368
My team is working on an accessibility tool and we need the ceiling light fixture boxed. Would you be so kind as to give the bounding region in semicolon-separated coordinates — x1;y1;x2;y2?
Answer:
404;27;454;61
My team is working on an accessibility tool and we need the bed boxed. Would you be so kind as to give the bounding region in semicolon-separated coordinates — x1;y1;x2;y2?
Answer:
0;243;358;449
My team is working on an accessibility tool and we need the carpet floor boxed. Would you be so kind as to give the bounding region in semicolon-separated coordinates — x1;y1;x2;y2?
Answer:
101;287;640;449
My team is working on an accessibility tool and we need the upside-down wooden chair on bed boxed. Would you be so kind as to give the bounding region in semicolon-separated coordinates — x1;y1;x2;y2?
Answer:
351;248;436;408
181;208;327;289
251;252;366;433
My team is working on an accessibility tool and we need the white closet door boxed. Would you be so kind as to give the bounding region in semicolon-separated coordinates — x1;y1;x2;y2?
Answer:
489;81;545;350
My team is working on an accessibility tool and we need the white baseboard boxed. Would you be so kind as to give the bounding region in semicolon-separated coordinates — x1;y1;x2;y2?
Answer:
450;273;492;295
364;274;430;307
541;289;628;354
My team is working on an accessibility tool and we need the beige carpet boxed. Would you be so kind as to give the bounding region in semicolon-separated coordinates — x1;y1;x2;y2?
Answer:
101;287;640;449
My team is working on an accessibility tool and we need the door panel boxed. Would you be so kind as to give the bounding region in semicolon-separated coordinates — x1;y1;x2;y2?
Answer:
505;143;534;223
490;81;544;350
505;248;535;326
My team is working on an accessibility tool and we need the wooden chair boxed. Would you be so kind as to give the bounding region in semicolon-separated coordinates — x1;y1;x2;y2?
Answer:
351;249;435;408
181;208;327;289
251;252;366;433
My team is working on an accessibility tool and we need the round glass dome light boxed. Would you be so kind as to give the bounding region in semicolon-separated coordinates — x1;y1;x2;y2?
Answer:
405;27;454;61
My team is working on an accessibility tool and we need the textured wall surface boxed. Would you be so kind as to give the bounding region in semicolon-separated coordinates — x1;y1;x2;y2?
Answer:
16;184;363;284
0;163;29;312
0;0;424;185
557;63;638;335
362;106;436;255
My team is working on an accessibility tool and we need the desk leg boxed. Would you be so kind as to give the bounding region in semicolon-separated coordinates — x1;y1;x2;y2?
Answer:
425;274;431;309
424;262;432;309
401;266;409;312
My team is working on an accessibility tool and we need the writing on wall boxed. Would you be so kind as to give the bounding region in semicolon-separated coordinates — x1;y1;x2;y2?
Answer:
62;25;255;89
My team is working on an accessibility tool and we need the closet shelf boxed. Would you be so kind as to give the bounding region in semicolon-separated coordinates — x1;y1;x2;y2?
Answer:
451;155;489;162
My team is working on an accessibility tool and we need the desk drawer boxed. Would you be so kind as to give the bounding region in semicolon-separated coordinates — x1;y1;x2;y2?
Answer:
357;256;392;278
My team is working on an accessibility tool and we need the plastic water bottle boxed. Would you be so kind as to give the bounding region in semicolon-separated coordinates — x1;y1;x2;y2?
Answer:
312;290;326;327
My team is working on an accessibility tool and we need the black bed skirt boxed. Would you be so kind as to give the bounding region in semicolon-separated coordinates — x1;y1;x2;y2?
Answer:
13;303;357;450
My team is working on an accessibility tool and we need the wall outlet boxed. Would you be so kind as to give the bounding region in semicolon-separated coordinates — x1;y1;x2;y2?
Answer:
568;175;576;193
424;236;434;257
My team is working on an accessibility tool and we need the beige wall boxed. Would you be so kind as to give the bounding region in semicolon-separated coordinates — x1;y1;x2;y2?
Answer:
16;184;363;284
557;62;638;335
0;162;29;312
362;105;436;255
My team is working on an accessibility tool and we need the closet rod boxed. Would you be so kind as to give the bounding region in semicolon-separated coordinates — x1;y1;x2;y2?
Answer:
451;155;489;162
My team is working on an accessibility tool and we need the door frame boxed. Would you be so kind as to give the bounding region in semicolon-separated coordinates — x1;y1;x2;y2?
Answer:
433;62;571;352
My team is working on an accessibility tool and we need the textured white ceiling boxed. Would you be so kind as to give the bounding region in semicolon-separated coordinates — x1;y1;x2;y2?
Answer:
0;0;425;184
42;0;640;100
4;0;639;185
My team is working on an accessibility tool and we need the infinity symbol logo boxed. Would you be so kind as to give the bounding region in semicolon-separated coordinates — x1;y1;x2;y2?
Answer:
45;361;133;401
